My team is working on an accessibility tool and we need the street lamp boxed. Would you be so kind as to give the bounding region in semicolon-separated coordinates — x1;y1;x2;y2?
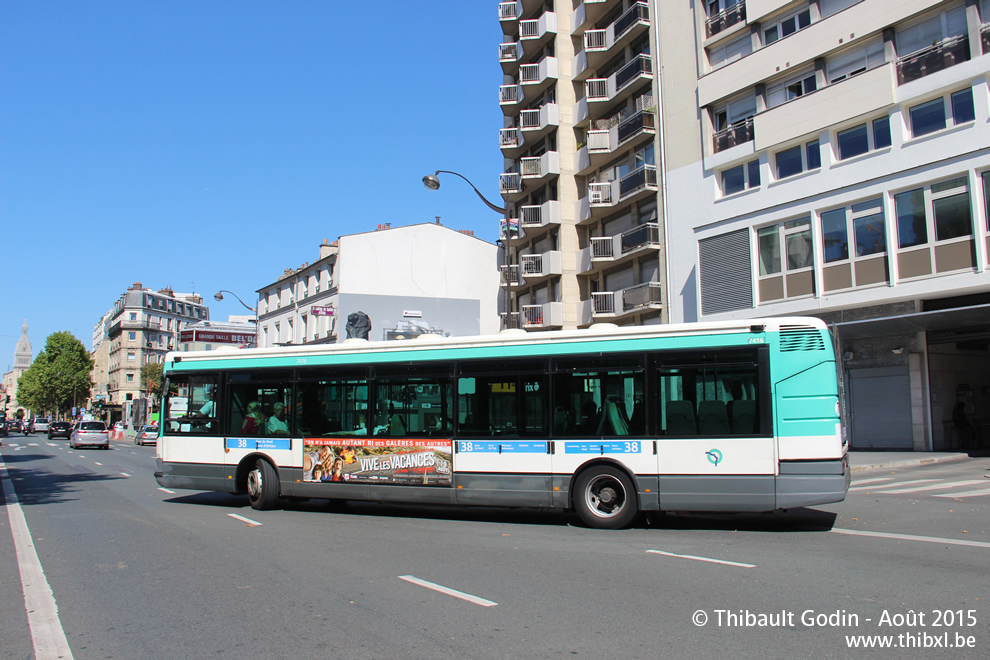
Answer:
423;169;513;329
214;290;259;347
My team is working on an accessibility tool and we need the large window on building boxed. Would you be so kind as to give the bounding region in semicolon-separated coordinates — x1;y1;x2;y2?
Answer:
763;5;812;44
836;116;891;160
709;33;752;69
758;216;815;301
767;70;817;108
895;176;975;277
774;140;820;179
909;88;974;138
820;199;888;291
720;159;761;196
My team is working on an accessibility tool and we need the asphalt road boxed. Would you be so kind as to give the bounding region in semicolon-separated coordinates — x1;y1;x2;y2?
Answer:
1;434;987;659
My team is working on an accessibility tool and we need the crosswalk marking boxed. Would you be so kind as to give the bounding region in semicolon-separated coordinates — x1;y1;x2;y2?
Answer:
882;480;985;494
849;479;940;491
851;477;894;486
934;487;990;499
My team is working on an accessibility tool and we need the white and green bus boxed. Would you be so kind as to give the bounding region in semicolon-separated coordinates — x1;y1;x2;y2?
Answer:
155;317;848;529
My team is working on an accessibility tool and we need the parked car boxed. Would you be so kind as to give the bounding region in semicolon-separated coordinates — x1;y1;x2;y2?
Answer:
48;421;72;440
135;425;159;446
33;417;50;433
113;421;125;432
70;421;109;449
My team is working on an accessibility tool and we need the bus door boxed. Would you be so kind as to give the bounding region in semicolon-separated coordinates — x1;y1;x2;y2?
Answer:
550;358;654;494
161;373;227;488
655;350;775;509
222;374;296;478
455;362;552;505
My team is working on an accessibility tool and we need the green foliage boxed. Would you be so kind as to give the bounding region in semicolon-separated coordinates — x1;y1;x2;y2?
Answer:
141;362;164;400
17;331;93;418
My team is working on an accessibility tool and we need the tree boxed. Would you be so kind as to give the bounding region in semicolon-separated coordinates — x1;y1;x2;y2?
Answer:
17;332;94;419
141;362;164;402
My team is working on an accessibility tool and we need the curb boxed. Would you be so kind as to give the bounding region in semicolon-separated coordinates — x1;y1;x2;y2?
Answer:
850;453;972;473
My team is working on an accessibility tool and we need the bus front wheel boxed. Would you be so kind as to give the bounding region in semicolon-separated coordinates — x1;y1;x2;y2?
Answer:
573;466;638;529
246;459;280;510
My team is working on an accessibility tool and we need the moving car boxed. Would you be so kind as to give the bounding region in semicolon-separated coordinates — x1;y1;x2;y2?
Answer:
33;417;50;433
48;421;72;440
135;425;159;446
70;421;109;449
113;421;125;432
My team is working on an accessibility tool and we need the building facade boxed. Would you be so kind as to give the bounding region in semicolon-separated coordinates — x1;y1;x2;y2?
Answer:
498;0;667;330
656;0;990;450
256;224;501;347
94;283;209;407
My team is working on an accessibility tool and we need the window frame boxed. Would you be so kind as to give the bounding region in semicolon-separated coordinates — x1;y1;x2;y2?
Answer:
774;140;821;180
767;70;817;108
908;87;976;139
835;115;892;161
820;198;887;267
894;175;974;273
763;5;813;45
720;159;761;196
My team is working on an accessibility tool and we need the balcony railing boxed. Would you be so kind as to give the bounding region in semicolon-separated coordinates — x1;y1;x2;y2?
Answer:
500;172;522;194
500;264;521;286
615;1;649;37
619;164;657;198
520;63;541;83
500;311;520;330
499;1;519;21
621;282;662;311
518;108;542;129
522;305;546;326
615;54;652;91
500;127;520;148
520;205;543;228
896;35;970;85
983;24;990;55
520;254;545;275
617;109;655;144
499;42;519;63
586;78;608;100
621;222;660;252
706;1;746;38
587;129;610;151
592;292;616;315
499;84;518;104
591;237;614;259
520;157;542;177
713;116;755;153
585;29;608;51
588;182;613;205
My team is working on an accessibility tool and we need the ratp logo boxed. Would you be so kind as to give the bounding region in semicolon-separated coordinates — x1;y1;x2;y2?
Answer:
705;449;723;466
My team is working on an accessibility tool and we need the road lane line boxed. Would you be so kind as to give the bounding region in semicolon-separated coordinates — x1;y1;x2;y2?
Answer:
848;479;939;491
883;480;984;494
647;549;756;568
398;575;498;607
934;487;990;499
0;457;74;659
119;473;131;477
831;527;990;548
94;462;103;466
227;513;263;526
158;487;176;494
851;477;894;486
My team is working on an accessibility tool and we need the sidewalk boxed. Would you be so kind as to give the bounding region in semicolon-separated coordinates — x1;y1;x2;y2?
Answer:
848;450;984;473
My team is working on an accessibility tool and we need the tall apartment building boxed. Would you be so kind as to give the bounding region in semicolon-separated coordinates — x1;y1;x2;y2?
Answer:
654;0;990;450
497;1;990;451
498;0;666;331
95;283;209;407
256;223;501;347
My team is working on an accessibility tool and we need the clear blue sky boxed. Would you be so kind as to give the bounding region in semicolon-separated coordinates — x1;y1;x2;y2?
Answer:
0;1;505;368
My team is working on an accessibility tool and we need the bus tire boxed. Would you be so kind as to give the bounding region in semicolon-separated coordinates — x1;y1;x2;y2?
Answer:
247;459;280;510
573;465;638;529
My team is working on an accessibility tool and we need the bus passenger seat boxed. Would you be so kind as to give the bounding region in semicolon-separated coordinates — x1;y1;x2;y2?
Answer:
698;400;730;435
730;399;757;434
665;400;697;435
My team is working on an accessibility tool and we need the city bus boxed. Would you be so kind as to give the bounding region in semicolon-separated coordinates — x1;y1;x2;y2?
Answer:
154;317;848;529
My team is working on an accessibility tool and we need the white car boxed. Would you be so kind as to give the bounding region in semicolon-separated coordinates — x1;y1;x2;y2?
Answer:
70;421;110;449
33;417;51;433
135;425;159;446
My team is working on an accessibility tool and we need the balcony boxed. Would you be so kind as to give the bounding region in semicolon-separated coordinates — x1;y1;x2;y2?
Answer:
983;24;990;55
519;11;556;56
500;264;521;287
590;283;662;321
501;103;560;154
584;54;653;121
712;116;755;153
619;164;657;199
499;41;523;72
706;1;746;38
576;108;656;174
501;152;560;196
518;56;558;102
519;250;563;282
522;302;564;329
499;1;521;23
896;35;970;85
514;200;562;240
577;2;650;80
571;0;612;33
500;311;521;330
585;223;661;271
499;83;521;108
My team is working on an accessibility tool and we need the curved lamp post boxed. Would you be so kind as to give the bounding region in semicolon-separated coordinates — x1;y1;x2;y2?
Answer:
423;169;512;329
214;290;259;347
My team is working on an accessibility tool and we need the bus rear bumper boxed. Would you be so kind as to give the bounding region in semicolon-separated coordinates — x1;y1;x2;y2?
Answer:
776;456;850;509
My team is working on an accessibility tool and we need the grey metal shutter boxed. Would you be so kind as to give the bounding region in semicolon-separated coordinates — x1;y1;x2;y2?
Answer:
699;229;753;314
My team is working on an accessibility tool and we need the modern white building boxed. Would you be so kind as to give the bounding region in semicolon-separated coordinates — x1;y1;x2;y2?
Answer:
656;0;990;450
256;223;501;347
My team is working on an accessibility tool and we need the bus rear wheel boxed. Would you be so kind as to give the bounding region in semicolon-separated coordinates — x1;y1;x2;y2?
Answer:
246;459;280;510
573;466;638;529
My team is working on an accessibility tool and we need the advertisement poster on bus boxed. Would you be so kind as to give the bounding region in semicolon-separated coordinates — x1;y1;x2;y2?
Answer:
302;438;452;486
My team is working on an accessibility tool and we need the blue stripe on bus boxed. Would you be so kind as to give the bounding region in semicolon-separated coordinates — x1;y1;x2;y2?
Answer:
564;441;642;454
457;441;548;454
225;438;292;451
